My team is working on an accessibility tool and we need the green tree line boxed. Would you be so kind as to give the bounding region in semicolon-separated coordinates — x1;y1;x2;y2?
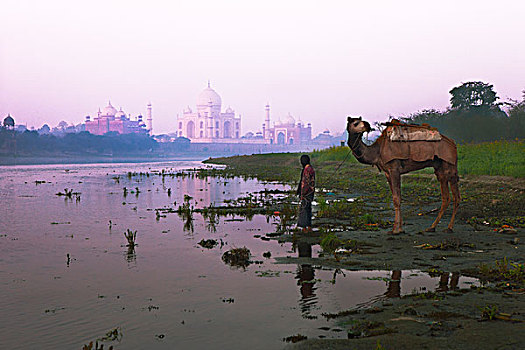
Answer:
402;82;524;143
0;130;159;155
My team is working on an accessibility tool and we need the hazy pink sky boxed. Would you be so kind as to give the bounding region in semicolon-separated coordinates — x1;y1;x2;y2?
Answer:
1;0;524;135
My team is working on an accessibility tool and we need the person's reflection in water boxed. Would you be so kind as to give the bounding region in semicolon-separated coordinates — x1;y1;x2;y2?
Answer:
297;241;312;258
384;270;402;298
450;272;459;290
437;272;460;292
296;242;317;316
437;272;450;292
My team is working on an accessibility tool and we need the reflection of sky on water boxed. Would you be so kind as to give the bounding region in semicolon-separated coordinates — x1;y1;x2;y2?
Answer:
0;162;478;350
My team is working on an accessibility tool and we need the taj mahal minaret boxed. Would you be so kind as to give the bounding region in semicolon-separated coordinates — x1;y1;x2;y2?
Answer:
147;103;153;135
263;104;271;140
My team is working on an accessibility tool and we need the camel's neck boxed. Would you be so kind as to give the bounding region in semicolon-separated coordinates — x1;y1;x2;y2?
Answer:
347;132;379;165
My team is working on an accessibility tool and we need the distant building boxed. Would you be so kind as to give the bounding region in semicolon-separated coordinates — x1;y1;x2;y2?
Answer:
262;105;312;145
84;101;152;135
3;114;15;130
175;83;313;147
176;83;241;142
311;129;342;147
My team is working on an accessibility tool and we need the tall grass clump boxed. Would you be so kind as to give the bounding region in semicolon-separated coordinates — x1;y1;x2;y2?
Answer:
311;146;356;163
458;140;524;177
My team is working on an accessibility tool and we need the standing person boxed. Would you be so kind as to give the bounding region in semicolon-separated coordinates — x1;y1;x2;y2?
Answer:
297;155;315;232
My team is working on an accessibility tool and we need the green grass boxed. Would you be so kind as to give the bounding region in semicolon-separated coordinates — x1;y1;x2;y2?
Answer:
457;139;525;177
314;140;525;178
205;141;524;226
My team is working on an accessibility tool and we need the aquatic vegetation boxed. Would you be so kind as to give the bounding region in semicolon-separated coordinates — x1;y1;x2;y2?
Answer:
480;304;498;321
467;216;525;229
222;247;251;268
346;320;396;338
176;195;194;232
82;341;113;350
124;229;137;247
56;188;81;200
255;270;280;277
409;291;444;300
320;232;342;253
376;340;386;350
126;246;136;263
198;239;218;249
476;257;525;284
320;232;359;255
316;198;387;230
413;239;475;251
274;202;296;233
322;308;360;320
282;334;307;343
99;327;123;342
201;210;219;232
82;327;122;349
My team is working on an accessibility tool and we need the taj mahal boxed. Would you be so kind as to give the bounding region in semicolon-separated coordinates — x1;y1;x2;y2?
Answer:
176;83;312;145
175;83;241;142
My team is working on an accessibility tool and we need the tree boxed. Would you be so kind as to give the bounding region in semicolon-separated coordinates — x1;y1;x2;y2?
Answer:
506;89;525;139
449;81;498;110
57;121;69;130
38;124;51;134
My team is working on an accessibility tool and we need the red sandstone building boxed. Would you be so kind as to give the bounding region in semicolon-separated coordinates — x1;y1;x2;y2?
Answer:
84;101;152;135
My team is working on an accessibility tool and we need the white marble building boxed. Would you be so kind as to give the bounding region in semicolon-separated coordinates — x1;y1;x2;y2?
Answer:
176;83;241;142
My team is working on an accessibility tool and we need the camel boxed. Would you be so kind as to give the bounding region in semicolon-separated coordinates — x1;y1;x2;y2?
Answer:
346;117;460;234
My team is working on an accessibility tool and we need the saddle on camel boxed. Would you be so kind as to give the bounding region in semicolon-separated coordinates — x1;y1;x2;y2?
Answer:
346;117;460;234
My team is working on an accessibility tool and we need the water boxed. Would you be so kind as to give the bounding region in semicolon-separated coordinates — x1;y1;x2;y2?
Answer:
0;161;478;349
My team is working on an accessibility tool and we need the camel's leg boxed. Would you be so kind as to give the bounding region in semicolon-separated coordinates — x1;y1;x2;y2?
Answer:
446;174;461;232
390;171;404;234
426;169;451;232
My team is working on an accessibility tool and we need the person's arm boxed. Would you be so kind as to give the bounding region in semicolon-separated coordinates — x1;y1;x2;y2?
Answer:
296;169;303;196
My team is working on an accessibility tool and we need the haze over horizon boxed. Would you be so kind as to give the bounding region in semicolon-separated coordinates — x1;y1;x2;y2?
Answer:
1;0;524;136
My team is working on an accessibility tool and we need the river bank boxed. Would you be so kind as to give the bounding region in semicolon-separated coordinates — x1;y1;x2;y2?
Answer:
205;148;525;349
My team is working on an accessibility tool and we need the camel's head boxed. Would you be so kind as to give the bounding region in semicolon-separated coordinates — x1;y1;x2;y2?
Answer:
347;116;371;134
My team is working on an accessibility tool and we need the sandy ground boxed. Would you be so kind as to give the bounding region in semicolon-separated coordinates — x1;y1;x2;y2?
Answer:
274;210;525;349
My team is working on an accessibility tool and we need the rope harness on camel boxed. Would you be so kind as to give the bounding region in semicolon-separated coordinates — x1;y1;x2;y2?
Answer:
332;132;365;176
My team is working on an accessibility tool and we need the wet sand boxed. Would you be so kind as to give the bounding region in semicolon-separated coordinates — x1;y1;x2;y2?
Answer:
206;153;525;349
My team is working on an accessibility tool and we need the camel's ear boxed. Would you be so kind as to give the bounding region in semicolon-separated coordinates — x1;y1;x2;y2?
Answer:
358;116;362;120
347;116;352;122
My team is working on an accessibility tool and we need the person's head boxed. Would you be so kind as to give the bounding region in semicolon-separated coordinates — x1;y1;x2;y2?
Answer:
300;154;310;167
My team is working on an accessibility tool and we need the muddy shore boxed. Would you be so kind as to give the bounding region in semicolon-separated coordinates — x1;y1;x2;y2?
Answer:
205;152;525;349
